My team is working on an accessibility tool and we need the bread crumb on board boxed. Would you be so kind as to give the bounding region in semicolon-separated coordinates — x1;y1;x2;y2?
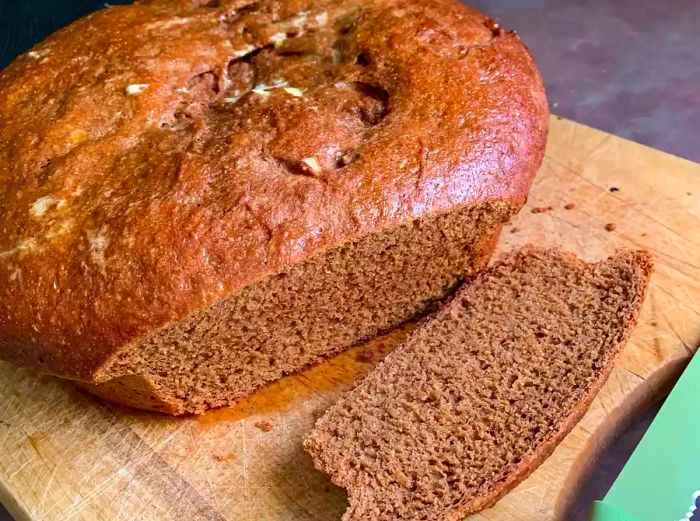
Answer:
564;203;575;210
605;223;617;232
254;420;274;432
531;206;554;214
213;452;234;462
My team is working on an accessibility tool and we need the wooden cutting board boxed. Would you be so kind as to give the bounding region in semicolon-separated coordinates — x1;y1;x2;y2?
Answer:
1;116;699;521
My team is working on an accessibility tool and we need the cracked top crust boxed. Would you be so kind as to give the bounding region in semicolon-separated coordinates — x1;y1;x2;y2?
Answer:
0;0;548;379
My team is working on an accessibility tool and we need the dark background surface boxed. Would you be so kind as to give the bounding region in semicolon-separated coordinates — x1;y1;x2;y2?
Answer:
0;0;698;520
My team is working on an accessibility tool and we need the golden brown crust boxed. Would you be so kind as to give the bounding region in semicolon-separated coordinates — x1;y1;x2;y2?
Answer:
0;0;547;380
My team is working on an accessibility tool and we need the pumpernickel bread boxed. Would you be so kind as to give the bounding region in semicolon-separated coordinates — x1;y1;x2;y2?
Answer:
0;0;547;413
305;247;652;520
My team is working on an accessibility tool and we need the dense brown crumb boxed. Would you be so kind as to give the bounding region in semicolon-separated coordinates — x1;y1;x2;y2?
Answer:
531;206;554;214
84;204;510;414
213;452;234;462
605;223;617;232
305;247;652;521
509;226;519;233
609;187;620;192
564;203;576;210
254;420;274;432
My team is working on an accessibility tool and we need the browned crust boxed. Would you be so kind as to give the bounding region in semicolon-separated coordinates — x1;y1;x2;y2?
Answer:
0;0;547;380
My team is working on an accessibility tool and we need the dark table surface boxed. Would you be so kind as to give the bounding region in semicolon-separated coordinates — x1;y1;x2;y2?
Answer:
1;1;698;520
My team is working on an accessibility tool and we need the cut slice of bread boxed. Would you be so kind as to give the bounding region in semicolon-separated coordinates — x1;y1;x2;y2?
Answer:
304;247;652;521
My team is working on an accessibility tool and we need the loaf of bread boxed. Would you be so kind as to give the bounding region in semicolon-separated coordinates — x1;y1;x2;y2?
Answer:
0;0;547;413
305;248;652;520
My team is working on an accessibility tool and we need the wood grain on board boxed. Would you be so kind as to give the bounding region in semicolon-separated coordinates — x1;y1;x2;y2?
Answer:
0;116;699;521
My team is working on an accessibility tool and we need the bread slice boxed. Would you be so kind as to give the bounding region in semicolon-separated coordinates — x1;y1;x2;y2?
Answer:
304;247;652;520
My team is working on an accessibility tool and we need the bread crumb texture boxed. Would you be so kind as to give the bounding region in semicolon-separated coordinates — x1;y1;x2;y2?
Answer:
305;247;652;521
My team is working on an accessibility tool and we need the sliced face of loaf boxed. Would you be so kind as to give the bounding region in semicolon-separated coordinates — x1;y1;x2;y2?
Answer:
82;202;508;414
304;247;652;521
